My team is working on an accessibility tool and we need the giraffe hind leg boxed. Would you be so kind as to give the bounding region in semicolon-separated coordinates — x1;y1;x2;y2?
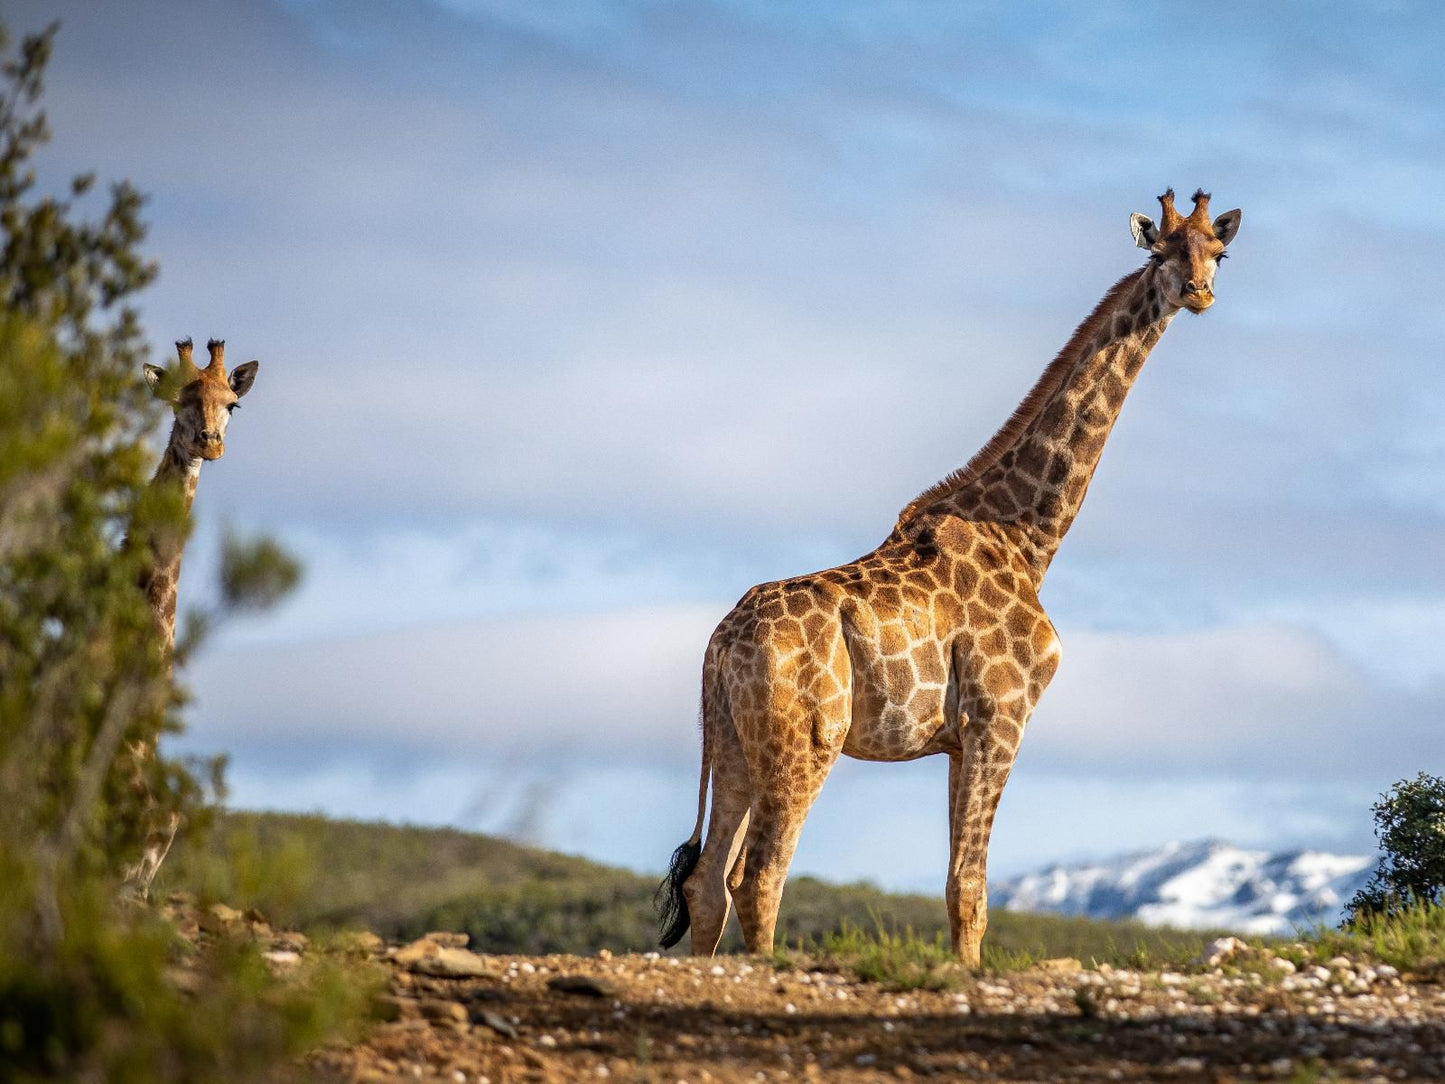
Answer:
731;736;841;955
679;708;751;955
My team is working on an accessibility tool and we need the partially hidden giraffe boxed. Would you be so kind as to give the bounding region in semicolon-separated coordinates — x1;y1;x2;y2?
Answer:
657;188;1242;966
121;336;259;899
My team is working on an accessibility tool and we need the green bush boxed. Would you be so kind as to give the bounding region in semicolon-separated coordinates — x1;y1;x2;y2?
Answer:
1346;772;1445;924
0;20;369;1079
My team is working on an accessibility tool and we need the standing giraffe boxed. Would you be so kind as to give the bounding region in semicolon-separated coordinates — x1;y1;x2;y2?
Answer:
657;189;1241;966
121;336;258;899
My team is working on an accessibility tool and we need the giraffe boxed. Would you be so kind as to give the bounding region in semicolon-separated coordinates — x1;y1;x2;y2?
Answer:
657;188;1242;966
121;336;258;899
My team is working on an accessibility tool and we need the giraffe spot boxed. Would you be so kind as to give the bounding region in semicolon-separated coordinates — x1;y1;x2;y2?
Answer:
785;591;811;617
1004;604;1033;638
1045;453;1071;487
911;644;945;683
955;563;979;596
873;585;902;611
908;686;942;718
1015;436;1049;479
934;593;964;628
966;601;993;626
1076;429;1107;460
977;578;1009;609
885;657;914;689
802;612;829;642
878;621;909;656
980;628;1008;656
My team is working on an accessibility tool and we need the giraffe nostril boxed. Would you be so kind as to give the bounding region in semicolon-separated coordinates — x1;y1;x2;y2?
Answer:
1184;280;1199;294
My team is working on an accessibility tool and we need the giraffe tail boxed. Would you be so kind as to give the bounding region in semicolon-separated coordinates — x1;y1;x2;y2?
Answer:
655;648;721;948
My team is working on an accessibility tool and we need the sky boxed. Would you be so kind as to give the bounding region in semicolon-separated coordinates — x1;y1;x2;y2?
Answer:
13;0;1445;890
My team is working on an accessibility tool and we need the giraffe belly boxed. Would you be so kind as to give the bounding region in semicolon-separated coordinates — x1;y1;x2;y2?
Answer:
840;631;956;762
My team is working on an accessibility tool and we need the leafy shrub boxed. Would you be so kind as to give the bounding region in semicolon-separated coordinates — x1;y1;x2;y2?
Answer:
1346;772;1445;924
0;20;369;1079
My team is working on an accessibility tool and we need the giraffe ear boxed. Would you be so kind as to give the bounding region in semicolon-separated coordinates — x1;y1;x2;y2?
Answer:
229;360;259;398
1129;212;1159;249
1211;208;1242;247
143;363;174;401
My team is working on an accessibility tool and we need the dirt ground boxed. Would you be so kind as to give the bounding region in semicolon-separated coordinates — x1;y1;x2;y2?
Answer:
304;932;1445;1084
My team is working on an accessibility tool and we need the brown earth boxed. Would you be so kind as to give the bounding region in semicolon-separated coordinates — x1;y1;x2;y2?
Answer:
299;930;1445;1084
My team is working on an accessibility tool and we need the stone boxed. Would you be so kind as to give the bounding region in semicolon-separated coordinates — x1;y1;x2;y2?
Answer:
393;937;496;979
1037;957;1083;974
546;975;620;999
202;902;245;931
425;931;471;949
471;1009;518;1039
272;930;309;954
336;930;385;955
263;949;302;971
419;998;469;1026
1197;936;1248;967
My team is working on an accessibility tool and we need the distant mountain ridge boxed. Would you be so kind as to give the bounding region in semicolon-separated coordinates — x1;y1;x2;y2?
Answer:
991;840;1375;936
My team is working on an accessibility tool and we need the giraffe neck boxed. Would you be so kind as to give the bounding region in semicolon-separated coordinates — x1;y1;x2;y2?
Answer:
141;434;202;654
925;264;1176;574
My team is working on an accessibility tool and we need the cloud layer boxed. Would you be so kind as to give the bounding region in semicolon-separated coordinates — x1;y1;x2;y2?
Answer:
11;0;1444;881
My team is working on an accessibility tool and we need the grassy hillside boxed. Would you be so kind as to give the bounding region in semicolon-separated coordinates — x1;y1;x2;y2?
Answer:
164;811;1238;966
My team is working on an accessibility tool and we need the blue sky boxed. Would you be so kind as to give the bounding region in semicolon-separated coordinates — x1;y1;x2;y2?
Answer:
16;0;1445;888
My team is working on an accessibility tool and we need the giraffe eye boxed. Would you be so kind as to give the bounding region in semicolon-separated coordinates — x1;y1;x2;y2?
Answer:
226;403;239;413
1215;252;1228;261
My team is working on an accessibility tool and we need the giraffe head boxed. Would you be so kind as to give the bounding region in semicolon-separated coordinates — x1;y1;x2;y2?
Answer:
1129;188;1241;314
143;338;258;461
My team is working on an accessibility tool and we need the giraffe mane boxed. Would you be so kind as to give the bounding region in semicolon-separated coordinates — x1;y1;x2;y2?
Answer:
896;266;1147;527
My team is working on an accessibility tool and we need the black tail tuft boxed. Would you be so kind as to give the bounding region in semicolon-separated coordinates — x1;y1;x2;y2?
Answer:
655;839;702;949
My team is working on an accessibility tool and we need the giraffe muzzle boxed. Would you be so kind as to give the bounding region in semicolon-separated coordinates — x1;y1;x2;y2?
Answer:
1182;288;1214;313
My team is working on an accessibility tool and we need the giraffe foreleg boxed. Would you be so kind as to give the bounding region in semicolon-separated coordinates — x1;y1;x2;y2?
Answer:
945;704;1027;968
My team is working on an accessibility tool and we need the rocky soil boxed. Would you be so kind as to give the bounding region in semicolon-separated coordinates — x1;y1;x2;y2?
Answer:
294;929;1445;1084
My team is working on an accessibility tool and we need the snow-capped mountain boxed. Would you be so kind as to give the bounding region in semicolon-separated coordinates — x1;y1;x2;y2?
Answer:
990;840;1375;936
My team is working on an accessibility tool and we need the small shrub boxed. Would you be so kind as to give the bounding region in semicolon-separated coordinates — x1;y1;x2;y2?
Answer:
1345;772;1445;924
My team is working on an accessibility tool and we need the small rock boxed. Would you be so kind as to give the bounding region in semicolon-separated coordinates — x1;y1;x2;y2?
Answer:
425;930;470;949
1198;936;1248;967
1037;957;1083;974
203;902;245;930
263;949;302;971
546;975;620;998
336;930;385;955
393;938;496;979
271;930;309;954
418;998;468;1025
471;1009;518;1039
597;948;613;961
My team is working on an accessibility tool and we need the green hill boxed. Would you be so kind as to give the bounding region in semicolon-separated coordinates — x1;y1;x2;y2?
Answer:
165;810;1234;966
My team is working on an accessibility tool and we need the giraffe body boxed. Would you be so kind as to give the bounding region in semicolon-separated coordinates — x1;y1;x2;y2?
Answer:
659;189;1241;966
122;337;258;900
